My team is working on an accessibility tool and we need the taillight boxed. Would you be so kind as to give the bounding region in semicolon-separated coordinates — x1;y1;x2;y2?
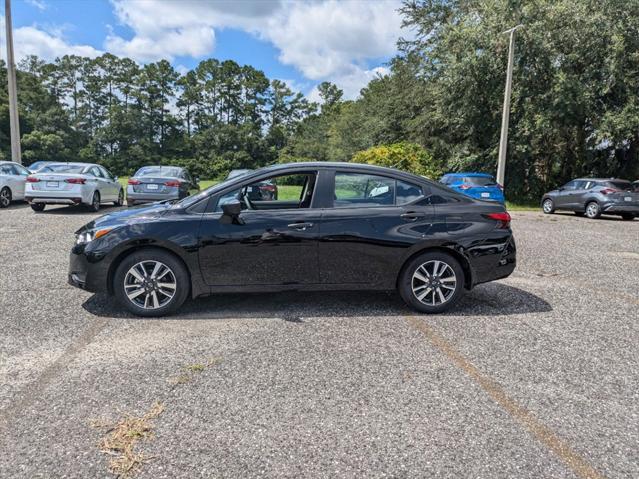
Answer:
164;180;181;187
128;178;141;185
484;212;511;228
600;188;619;195
65;178;86;184
26;176;40;183
459;184;472;190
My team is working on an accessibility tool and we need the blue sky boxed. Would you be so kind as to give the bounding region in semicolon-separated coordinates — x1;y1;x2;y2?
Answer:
4;0;406;99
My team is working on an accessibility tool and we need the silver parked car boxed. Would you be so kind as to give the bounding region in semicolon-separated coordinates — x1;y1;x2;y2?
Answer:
541;178;639;220
25;162;124;212
127;166;199;206
0;161;30;208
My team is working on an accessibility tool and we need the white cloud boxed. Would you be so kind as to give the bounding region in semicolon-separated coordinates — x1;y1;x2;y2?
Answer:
107;0;404;98
308;65;391;102
0;17;102;62
25;0;48;11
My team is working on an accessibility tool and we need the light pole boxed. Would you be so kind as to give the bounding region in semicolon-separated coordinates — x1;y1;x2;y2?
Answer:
496;24;523;188
4;0;22;164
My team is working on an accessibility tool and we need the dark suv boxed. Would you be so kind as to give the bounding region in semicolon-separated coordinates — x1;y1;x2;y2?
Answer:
541;178;639;220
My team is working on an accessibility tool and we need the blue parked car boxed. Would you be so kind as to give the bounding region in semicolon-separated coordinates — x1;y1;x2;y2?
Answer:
440;173;505;203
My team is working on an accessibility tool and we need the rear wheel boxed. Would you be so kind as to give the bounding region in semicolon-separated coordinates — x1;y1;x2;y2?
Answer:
114;189;124;206
0;187;11;208
621;213;635;221
542;198;555;214
398;251;465;314
113;248;190;317
30;203;45;212
585;201;601;219
88;191;100;212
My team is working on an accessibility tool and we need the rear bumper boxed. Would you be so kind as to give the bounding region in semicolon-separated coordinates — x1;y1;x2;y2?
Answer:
25;185;92;205
126;190;180;204
601;204;639;214
27;196;83;205
472;234;516;286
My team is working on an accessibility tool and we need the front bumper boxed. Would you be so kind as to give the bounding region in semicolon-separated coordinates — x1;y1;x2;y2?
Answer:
68;244;110;293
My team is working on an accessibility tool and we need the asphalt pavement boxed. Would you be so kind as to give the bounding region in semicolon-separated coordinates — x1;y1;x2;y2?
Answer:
0;203;637;478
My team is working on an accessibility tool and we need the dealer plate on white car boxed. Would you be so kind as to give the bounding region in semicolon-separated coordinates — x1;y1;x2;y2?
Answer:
46;181;58;188
481;192;490;198
625;196;632;201
147;184;159;190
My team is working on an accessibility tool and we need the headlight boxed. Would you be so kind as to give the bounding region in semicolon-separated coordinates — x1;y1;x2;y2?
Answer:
75;228;115;245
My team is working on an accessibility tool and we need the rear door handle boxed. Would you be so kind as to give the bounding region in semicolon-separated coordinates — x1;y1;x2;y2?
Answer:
288;222;314;231
400;212;424;221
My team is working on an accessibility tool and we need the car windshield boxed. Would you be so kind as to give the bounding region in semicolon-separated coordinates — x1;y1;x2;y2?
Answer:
39;164;86;174
227;169;252;179
606;181;633;191
135;166;182;178
177;176;238;208
463;176;497;186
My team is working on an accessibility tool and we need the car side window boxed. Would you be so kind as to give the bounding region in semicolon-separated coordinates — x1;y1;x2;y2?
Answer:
215;172;317;212
100;166;114;181
334;172;395;207
396;180;424;205
424;186;467;205
0;165;13;174
562;180;577;190
12;164;29;176
89;167;102;178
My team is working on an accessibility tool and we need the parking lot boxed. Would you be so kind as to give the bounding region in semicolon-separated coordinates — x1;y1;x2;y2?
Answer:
0;204;637;478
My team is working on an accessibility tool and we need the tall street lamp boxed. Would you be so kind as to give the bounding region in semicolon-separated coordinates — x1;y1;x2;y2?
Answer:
496;24;523;188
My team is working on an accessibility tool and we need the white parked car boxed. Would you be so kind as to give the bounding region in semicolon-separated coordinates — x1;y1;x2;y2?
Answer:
25;162;124;212
0;161;30;208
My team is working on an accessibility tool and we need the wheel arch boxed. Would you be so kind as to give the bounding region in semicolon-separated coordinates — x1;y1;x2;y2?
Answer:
396;245;474;291
106;244;192;296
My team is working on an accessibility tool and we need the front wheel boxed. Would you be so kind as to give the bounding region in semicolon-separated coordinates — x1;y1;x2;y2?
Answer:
113;248;190;317
398;251;465;314
542;198;555;214
0;187;11;208
585;201;601;219
87;191;100;212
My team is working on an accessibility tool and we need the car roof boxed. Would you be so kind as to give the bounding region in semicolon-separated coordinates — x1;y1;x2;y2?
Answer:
574;178;630;182
443;172;494;177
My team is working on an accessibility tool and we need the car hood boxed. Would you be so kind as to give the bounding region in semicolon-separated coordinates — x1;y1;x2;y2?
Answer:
75;202;174;234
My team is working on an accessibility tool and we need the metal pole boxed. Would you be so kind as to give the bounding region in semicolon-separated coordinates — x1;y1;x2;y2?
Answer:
5;0;22;164
496;24;523;187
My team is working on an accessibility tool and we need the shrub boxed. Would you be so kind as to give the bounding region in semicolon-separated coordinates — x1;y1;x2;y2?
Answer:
351;142;443;179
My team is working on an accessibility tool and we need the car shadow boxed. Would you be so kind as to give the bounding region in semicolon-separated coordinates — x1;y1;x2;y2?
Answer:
4;201;30;210
82;282;552;320
553;212;633;221
37;204;125;215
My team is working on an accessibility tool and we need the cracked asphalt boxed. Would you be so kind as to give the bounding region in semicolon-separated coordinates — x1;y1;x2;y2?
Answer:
0;203;637;478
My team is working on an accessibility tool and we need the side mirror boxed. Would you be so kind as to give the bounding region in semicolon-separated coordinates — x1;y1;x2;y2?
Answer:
222;200;242;217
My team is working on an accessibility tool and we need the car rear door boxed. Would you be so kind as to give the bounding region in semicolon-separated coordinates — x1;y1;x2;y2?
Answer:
317;170;434;286
99;166;120;200
197;170;322;286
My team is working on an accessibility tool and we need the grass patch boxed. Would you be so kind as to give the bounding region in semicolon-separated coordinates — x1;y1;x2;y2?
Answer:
94;402;164;477
506;201;539;212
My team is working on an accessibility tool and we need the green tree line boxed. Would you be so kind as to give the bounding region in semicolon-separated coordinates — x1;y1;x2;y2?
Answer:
2;0;638;201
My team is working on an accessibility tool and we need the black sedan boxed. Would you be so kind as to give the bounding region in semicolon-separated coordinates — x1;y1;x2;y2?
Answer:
69;162;516;317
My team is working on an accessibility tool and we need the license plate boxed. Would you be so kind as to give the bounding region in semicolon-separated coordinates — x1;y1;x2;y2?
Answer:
146;184;159;190
46;181;58;188
624;196;632;202
481;192;490;198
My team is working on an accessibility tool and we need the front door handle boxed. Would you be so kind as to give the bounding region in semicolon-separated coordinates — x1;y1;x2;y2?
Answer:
400;212;424;221
288;222;314;231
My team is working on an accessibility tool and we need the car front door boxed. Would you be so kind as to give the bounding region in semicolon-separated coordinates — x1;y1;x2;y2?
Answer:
197;171;322;286
563;180;588;209
318;170;433;286
554;180;578;208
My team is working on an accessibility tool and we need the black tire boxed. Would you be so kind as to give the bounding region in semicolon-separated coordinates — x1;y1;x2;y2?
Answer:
30;203;45;212
0;187;11;208
398;251;465;314
585;201;601;219
113;248;190;317
114;189;124;206
88;191;100;212
542;198;555;214
621;213;635;221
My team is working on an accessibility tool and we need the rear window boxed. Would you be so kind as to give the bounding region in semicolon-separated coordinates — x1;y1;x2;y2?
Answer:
606;181;633;191
135;166;182;177
40;164;86;174
463;176;497;186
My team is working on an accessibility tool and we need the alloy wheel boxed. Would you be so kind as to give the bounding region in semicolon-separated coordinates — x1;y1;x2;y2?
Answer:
543;199;553;213
124;260;177;310
411;260;457;306
0;188;10;208
586;202;599;218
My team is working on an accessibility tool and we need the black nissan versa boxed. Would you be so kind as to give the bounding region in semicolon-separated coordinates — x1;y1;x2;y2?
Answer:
69;162;516;316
